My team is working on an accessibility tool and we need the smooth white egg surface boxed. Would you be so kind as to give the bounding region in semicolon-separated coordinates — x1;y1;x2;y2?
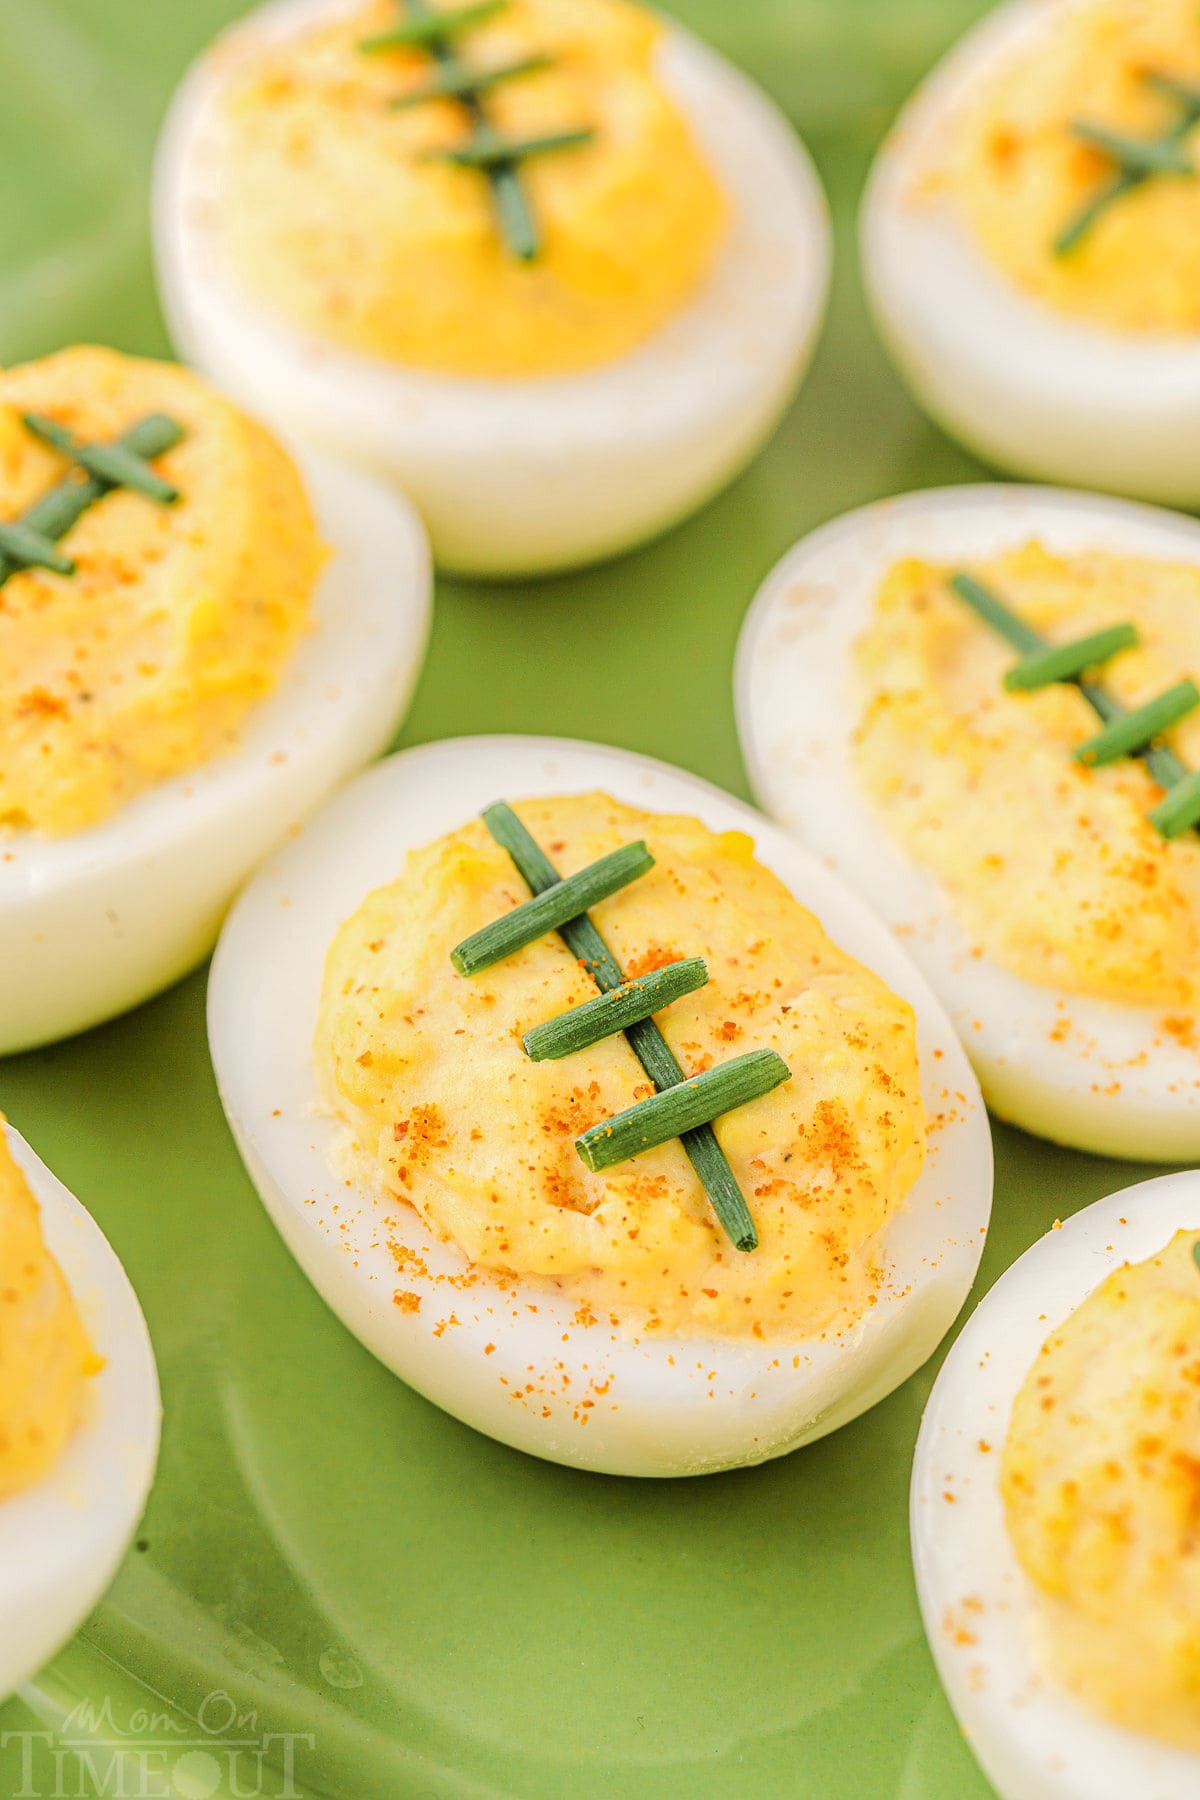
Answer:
860;0;1200;507
0;1123;160;1703
1;451;430;1055
736;483;1200;1160
152;0;829;578
207;734;991;1478
911;1171;1200;1800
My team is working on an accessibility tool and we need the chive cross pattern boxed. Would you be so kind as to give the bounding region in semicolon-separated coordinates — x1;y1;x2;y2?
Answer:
0;411;185;590
949;571;1200;841
1055;69;1200;256
447;802;797;1252
360;0;595;261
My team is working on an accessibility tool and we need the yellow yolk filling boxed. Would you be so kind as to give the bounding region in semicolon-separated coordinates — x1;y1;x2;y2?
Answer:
952;0;1200;333
314;793;926;1341
1003;1231;1200;1752
216;0;727;376
853;541;1200;1010
0;1128;99;1501
0;345;322;837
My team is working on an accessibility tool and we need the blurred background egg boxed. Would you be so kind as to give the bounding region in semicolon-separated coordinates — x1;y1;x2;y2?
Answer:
0;1121;160;1704
1;351;430;1055
861;0;1200;506
153;0;831;576
911;1169;1200;1800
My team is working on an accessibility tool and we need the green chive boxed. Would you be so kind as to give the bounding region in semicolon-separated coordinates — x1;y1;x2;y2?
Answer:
1055;70;1200;255
1147;770;1200;839
451;841;653;976
576;1050;792;1174
364;0;589;262
1004;623;1139;691
0;414;185;591
23;412;180;504
947;573;1200;835
1069;120;1194;176
481;803;759;1252
1143;70;1200;119
523;958;709;1062
489;162;539;259
1193;1238;1200;1275
424;126;594;168
360;0;508;52
1074;680;1200;766
389;52;551;107
1072;680;1187;793
0;519;75;576
950;571;1045;656
1055;168;1142;257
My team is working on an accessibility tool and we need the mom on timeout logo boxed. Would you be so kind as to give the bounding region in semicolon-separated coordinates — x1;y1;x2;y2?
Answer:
2;1689;315;1799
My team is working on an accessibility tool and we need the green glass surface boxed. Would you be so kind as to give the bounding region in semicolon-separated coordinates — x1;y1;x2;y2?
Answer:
0;2;1164;1795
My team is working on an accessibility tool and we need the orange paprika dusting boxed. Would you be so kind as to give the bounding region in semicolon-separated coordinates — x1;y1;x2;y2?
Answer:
17;688;69;719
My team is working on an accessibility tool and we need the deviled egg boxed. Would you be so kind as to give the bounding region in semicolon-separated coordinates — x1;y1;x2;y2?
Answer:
153;0;830;576
0;344;430;1054
0;1118;160;1701
912;1172;1200;1800
208;735;991;1477
737;483;1200;1160
862;0;1200;505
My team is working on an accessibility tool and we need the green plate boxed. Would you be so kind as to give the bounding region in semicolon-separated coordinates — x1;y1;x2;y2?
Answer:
0;2;1168;1795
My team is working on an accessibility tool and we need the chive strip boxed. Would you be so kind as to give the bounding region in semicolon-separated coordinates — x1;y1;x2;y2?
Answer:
451;840;653;975
1073;680;1200;766
0;520;75;576
1003;623;1139;692
1069;121;1194;177
0;414;185;591
389;52;551;107
1056;69;1200;255
1143;71;1200;119
949;571;1045;656
482;802;760;1252
360;0;508;52
1194;1239;1200;1276
489;164;538;261
1055;168;1142;257
425;126;594;168
1058;678;1185;795
367;0;563;260
22;412;180;505
523;957;708;1062
948;570;1196;828
1147;770;1200;839
950;571;1186;786
576;1050;791;1174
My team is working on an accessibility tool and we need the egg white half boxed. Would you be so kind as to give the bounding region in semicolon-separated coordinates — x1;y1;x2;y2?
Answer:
207;733;991;1477
152;0;830;578
0;1123;160;1703
912;1171;1200;1800
860;0;1200;507
736;483;1200;1160
0;449;431;1055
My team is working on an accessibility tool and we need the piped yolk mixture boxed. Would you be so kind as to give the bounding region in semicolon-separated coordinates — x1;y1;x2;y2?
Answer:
314;794;926;1341
0;1128;99;1501
0;346;322;836
1002;1231;1200;1751
215;0;727;376
853;541;1200;1009
951;0;1200;332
